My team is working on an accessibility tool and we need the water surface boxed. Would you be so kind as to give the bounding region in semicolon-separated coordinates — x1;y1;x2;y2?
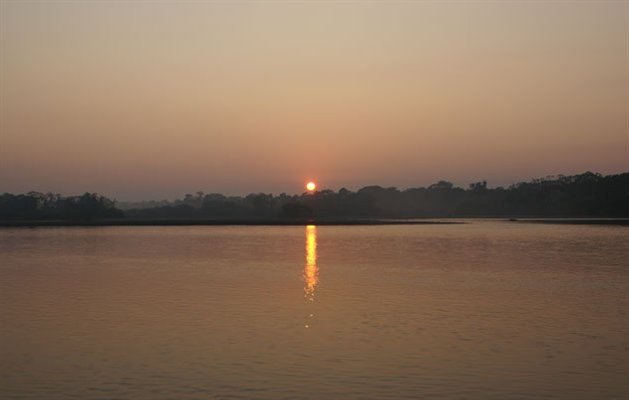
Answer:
1;222;628;399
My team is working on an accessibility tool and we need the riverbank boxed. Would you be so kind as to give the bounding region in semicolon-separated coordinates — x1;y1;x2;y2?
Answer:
0;219;463;227
2;218;628;227
508;218;629;226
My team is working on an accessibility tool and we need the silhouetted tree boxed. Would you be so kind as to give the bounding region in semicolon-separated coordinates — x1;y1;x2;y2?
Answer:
0;192;123;220
5;171;626;221
281;202;313;218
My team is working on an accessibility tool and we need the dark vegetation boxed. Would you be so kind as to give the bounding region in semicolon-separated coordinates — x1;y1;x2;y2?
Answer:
0;192;123;220
1;172;628;221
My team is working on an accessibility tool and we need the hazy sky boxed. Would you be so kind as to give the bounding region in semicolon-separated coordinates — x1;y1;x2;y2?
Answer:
1;1;628;200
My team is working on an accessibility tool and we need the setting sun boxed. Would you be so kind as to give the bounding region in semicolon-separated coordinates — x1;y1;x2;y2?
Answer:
306;181;316;192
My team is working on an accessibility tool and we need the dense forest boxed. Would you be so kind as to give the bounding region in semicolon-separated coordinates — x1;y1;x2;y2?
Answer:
0;192;123;220
1;172;628;221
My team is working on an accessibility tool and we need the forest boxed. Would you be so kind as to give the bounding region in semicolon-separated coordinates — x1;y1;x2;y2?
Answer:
1;171;628;221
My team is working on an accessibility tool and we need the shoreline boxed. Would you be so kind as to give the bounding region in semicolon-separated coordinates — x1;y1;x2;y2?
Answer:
0;219;463;227
1;218;628;227
508;218;629;226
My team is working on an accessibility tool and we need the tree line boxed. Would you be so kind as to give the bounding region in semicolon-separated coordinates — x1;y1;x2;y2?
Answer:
0;192;123;220
1;171;628;221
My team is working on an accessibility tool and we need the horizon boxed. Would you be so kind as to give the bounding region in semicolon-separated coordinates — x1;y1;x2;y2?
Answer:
4;169;626;203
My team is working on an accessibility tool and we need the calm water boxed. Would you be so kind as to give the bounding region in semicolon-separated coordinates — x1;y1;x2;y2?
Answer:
1;222;628;399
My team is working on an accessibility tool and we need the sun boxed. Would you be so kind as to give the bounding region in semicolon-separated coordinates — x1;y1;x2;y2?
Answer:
306;181;316;192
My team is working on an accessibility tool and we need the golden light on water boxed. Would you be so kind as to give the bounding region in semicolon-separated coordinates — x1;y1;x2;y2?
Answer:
304;225;318;302
306;181;316;192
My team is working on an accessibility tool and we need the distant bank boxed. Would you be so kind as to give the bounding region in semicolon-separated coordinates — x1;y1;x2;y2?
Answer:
0;219;463;227
509;218;629;226
1;218;628;227
2;172;628;223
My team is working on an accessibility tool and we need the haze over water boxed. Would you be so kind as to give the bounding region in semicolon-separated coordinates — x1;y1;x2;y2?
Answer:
1;222;627;399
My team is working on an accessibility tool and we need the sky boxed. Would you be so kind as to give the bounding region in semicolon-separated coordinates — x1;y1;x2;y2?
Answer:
1;1;628;200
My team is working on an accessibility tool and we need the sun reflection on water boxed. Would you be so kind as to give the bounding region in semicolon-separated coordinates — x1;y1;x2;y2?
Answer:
304;225;318;301
303;225;318;328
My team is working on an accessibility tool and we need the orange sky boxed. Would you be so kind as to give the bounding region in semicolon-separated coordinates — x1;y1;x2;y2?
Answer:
1;1;627;200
